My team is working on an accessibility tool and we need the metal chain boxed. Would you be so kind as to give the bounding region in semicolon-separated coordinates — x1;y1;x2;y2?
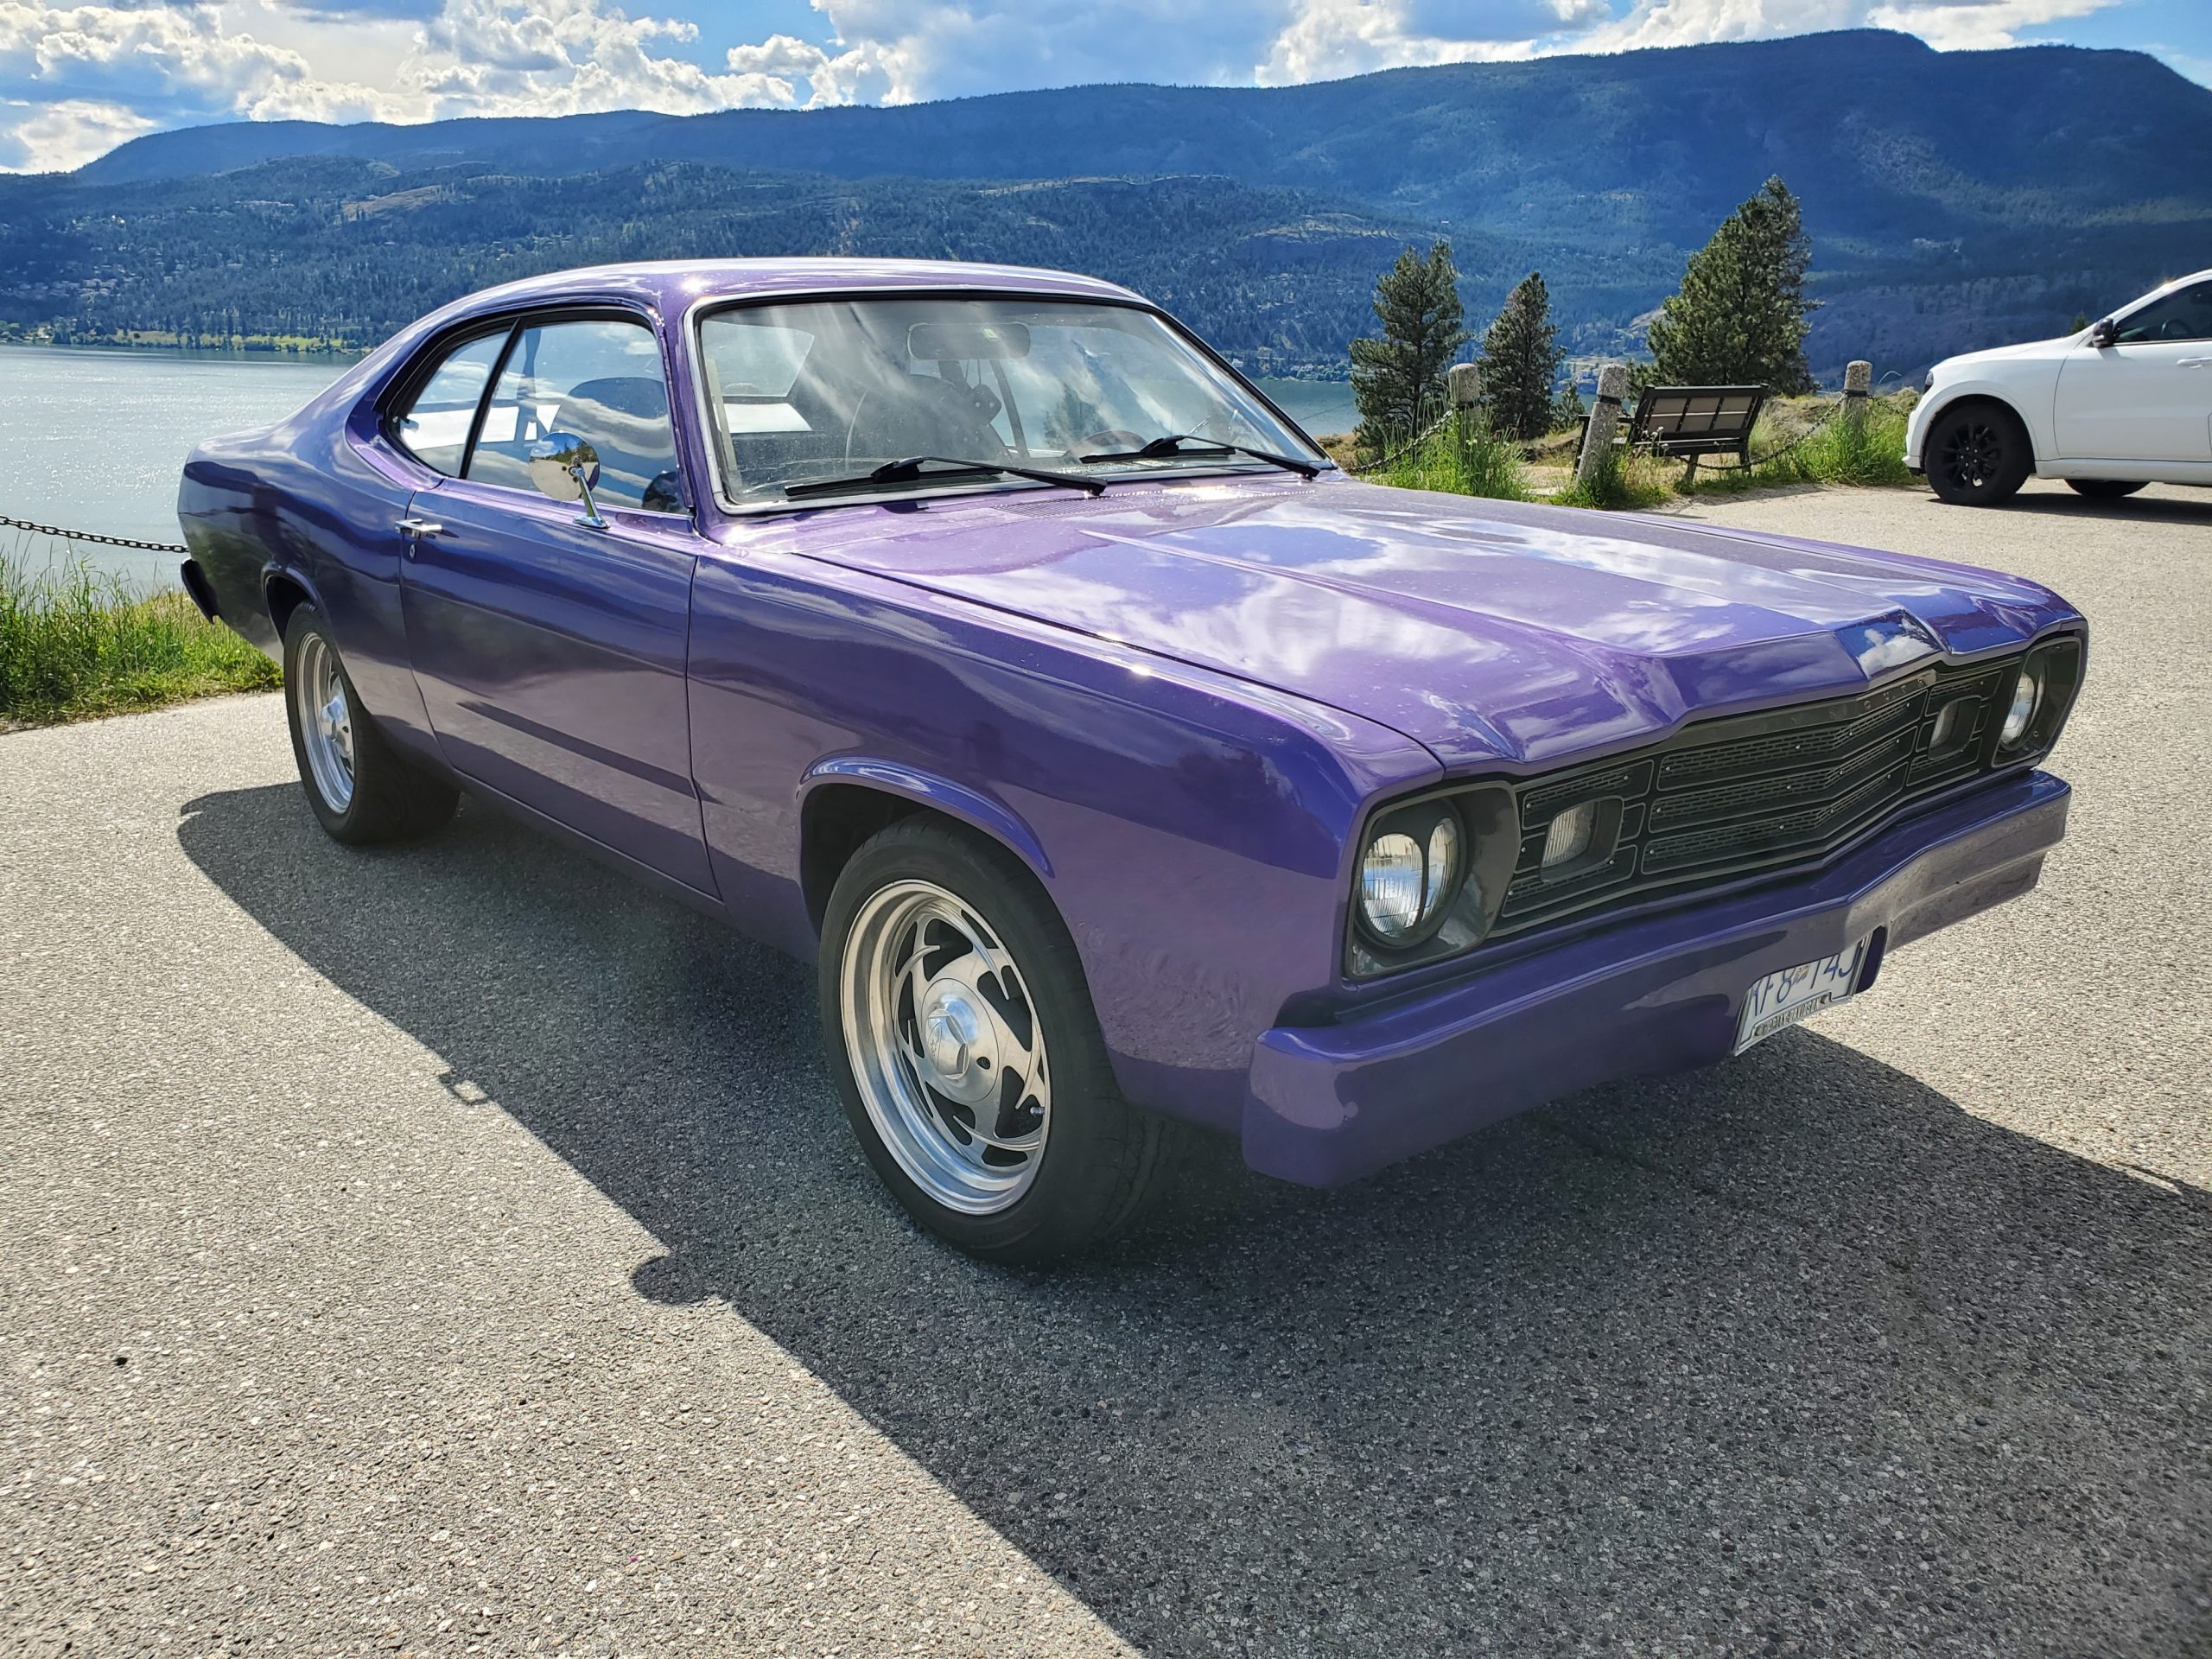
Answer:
1346;410;1456;477
1676;394;1849;474
0;513;188;554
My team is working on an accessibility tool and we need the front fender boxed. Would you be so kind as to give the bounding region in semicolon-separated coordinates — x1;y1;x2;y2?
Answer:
798;756;1055;881
1907;372;2059;467
685;546;1438;1133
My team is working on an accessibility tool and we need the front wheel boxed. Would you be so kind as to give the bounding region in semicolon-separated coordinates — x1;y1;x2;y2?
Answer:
2065;478;2146;499
819;817;1176;1262
282;604;457;844
1925;402;2031;505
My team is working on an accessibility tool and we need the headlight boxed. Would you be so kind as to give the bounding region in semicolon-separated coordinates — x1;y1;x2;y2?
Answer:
1357;803;1461;946
1989;636;2083;762
1999;662;2041;748
1344;783;1518;980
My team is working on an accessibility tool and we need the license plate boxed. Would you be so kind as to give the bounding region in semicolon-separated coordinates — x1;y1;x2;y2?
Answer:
1734;938;1869;1055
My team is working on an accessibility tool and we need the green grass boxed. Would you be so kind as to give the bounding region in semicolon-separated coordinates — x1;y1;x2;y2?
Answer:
1551;443;1675;511
1686;393;1919;495
0;549;279;727
1374;412;1531;500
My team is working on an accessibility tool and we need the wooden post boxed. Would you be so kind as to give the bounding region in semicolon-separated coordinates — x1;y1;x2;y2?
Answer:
1575;363;1628;488
1842;359;1872;438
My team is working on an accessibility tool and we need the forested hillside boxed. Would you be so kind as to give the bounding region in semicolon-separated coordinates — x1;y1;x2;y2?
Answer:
6;29;2209;378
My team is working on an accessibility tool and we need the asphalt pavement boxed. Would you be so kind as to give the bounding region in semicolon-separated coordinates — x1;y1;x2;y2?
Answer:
3;478;2208;1658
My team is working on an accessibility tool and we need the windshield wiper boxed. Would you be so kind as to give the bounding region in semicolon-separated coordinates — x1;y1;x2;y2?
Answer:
782;454;1105;500
1077;434;1322;479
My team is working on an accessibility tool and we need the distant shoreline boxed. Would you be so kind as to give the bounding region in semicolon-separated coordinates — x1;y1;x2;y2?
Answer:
0;336;365;363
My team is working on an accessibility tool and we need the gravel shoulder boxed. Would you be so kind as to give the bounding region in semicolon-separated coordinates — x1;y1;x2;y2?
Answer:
3;480;2207;1658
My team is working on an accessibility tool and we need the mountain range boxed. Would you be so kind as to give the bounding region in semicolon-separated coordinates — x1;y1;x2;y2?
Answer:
5;29;2209;383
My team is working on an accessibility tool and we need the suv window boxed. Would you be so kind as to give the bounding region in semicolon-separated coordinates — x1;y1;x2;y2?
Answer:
465;317;685;512
2113;280;2212;344
394;327;509;476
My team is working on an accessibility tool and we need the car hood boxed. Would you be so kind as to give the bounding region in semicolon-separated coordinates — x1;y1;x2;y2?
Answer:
778;474;2078;770
1937;334;2078;374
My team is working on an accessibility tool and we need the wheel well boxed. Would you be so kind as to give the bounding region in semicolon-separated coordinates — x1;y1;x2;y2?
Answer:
264;572;312;641
800;785;928;933
1929;392;2029;442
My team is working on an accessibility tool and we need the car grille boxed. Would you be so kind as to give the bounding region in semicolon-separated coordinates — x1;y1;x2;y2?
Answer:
1493;655;2029;938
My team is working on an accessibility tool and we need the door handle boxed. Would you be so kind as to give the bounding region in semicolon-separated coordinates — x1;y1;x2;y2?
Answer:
2177;357;2210;368
396;517;444;557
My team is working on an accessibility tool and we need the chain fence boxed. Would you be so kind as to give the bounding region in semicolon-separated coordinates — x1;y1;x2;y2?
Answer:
1675;392;1849;474
1;513;188;555
1344;411;1456;477
1344;387;1861;482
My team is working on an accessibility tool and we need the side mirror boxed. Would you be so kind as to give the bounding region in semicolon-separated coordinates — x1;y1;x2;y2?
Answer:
528;432;607;528
2086;318;2118;349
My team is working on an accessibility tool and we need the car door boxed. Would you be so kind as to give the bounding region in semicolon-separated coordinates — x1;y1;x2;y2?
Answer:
2053;279;2212;464
394;312;715;896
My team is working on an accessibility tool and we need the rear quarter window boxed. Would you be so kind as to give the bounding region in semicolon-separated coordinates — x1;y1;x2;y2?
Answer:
393;328;510;475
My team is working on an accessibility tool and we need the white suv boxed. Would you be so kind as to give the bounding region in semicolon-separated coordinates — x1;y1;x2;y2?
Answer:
1907;269;2212;505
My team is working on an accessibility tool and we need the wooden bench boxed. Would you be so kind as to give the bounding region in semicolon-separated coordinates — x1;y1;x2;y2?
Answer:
1625;385;1766;481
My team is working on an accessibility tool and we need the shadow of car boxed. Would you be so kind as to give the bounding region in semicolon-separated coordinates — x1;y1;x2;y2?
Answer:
176;783;2211;1659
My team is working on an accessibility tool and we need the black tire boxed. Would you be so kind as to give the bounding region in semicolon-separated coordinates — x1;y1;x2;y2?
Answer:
818;817;1178;1263
1924;400;2032;505
2064;478;2147;499
282;603;458;845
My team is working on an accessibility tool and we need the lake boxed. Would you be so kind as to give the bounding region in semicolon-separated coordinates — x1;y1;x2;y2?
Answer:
0;346;1356;588
1;345;350;589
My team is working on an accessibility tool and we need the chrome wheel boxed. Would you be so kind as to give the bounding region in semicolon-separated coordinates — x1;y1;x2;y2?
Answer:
294;632;354;813
839;878;1051;1215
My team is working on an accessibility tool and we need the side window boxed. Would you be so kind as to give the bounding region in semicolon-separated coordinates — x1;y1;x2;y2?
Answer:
393;327;509;476
2113;281;2212;345
466;318;685;512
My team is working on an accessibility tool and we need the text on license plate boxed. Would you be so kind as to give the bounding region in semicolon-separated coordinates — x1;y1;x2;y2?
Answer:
1734;938;1869;1055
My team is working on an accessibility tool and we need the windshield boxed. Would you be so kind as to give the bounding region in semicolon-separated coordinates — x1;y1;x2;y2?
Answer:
696;296;1323;505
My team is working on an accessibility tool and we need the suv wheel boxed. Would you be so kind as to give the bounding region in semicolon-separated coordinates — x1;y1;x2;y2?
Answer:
1926;402;2031;506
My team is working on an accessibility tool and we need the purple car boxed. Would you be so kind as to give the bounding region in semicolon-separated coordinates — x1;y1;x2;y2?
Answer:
178;258;2084;1261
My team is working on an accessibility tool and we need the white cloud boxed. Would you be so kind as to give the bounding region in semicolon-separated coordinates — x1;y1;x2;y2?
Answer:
1580;0;2118;52
0;0;833;168
0;93;155;170
1865;0;2115;51
1259;0;1605;83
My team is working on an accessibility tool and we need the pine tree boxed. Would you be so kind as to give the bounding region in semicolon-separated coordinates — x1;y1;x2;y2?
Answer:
1478;271;1563;442
1645;176;1816;394
1350;242;1470;450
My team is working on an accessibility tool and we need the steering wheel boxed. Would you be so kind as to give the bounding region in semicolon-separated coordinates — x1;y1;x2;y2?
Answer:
1078;429;1147;453
844;383;1012;469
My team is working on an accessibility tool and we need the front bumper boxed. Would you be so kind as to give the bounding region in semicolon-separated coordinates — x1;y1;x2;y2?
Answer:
1243;771;2069;1186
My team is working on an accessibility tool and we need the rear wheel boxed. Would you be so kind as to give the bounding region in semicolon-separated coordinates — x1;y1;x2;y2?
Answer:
283;604;457;844
819;817;1176;1262
2064;478;2146;499
1925;402;2031;505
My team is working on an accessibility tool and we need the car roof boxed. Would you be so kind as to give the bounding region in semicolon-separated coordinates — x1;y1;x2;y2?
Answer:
442;257;1148;320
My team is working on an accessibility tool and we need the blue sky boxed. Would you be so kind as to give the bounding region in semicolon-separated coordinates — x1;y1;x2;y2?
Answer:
3;0;2207;172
